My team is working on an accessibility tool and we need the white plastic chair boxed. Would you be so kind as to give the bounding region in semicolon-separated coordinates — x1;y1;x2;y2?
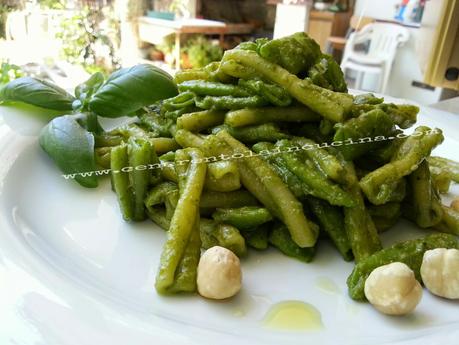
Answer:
340;22;409;93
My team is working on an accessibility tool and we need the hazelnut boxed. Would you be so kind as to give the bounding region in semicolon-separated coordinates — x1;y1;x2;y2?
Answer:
364;262;422;315
197;246;242;299
421;248;459;299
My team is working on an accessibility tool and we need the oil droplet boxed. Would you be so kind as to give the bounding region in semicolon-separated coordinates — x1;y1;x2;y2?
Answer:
262;301;323;331
315;276;340;295
232;308;246;317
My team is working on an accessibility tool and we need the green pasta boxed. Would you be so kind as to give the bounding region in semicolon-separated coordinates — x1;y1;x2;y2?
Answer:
155;148;207;294
225;106;320;128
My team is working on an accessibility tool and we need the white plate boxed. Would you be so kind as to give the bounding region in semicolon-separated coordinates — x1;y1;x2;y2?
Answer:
0;98;458;345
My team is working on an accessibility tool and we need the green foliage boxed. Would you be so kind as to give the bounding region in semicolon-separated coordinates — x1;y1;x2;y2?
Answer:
38;0;67;9
0;61;23;85
55;5;120;74
184;36;223;69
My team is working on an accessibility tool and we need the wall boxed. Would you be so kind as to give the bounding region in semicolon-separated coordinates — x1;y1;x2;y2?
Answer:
354;0;400;20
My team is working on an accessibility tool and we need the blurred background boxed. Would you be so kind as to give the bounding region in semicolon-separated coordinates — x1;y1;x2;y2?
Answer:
0;0;458;108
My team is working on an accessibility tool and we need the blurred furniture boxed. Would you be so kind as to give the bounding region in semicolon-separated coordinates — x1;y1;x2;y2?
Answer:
325;15;374;59
307;10;352;51
138;17;227;70
418;0;459;91
341;22;409;93
273;3;312;39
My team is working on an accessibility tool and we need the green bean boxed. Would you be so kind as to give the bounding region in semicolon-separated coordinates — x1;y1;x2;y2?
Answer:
220;59;260;80
308;55;348;92
178;80;250;97
105;123;172;150
367;202;401;219
199;190;259;209
95;137;177;169
430;167;452;194
160;152;242;193
333;109;395;160
176;109;226;132
150;137;179;154
174;129;206;148
95;147;111;168
95;133;123;147
435;206;459;235
203;135;282;218
225;106;320;128
402;160;443;228
110;144;134;221
380;103;419;129
353;93;384;105
238;78;292;107
159;151;175;161
428;156;459;183
200;218;247;257
160;160;178;183
319;118;334;136
205;160;241;192
203;61;235;83
144;182;179;220
347;233;459;301
291;123;328;143
147;208;171;230
256;32;320;75
252;142;307;199
291;137;345;183
307;197;353;261
371;134;405;164
212;123;290;143
216;130;319;247
155;148;207;294
195;95;268;110
367;177;407;205
174;69;211;84
360;126;444;205
269;223;315;263
222;49;353;122
120;123;153;138
242;224;269;250
128;137;154;221
368;203;401;233
212;206;273;230
168;216;201;293
275;140;356;207
334;154;381;261
139;112;174;137
343;182;382;262
161;91;195;112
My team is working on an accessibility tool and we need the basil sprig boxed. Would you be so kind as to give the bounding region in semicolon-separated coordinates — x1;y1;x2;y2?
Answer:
72;72;104;111
2;64;177;188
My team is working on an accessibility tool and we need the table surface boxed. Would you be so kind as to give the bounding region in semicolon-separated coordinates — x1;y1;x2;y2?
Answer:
138;17;226;29
430;96;459;115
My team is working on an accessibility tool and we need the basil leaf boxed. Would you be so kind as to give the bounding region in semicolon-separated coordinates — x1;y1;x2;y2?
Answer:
0;77;75;110
39;115;98;188
73;72;105;112
89;64;178;118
